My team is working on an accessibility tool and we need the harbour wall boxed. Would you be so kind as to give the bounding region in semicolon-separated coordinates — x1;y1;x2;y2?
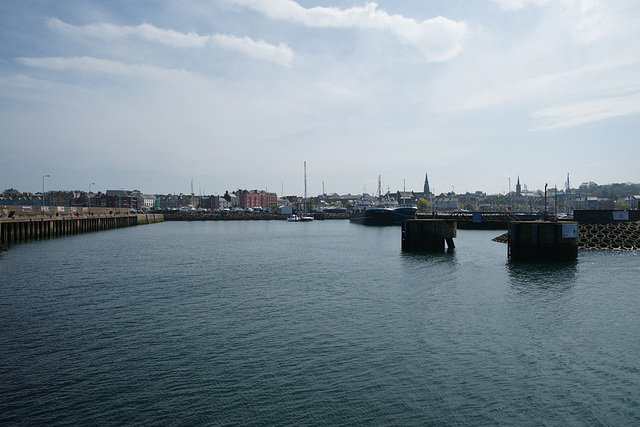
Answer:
0;211;163;249
163;212;349;221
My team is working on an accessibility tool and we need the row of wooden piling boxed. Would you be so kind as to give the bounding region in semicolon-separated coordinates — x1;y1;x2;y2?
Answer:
0;214;163;248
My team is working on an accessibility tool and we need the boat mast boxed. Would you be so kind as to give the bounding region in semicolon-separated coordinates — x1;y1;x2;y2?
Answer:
304;161;307;214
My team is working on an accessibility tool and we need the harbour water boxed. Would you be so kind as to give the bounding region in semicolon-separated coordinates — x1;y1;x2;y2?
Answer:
1;220;639;425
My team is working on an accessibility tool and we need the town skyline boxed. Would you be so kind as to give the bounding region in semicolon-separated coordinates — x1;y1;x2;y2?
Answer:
4;175;638;200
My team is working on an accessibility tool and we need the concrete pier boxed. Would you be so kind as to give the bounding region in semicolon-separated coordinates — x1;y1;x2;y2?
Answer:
402;219;457;251
0;213;163;248
508;221;578;261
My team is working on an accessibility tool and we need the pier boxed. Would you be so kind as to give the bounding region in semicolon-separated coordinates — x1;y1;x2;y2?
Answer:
0;206;163;248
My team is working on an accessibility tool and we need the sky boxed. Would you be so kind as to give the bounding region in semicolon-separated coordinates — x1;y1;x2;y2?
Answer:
1;0;639;197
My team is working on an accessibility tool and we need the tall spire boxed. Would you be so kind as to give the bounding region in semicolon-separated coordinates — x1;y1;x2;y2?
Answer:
424;172;430;195
515;175;521;196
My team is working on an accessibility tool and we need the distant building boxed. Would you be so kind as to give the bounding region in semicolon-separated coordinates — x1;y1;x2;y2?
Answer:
575;197;614;210
106;190;137;209
223;191;239;209
395;191;416;206
133;191;156;211
234;189;275;209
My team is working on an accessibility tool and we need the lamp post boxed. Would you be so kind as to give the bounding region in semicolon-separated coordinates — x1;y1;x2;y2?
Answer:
42;174;50;216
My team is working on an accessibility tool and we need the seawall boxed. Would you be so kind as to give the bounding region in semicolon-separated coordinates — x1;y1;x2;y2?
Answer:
0;211;163;249
493;221;640;250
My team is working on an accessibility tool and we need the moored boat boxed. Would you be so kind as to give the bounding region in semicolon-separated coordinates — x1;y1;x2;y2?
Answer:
349;207;394;226
392;206;417;225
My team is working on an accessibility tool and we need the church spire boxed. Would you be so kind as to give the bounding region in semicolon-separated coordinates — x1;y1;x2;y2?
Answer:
515;175;521;196
424;172;431;195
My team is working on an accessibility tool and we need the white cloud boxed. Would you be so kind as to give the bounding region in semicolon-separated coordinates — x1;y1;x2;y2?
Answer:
490;0;607;44
229;0;466;62
16;56;187;80
47;17;293;66
531;93;640;130
211;34;293;66
490;0;551;10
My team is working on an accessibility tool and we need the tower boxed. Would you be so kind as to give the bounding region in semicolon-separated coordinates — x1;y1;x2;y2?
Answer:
424;172;431;195
515;175;521;196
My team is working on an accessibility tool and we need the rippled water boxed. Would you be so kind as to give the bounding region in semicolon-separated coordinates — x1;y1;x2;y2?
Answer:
1;221;639;425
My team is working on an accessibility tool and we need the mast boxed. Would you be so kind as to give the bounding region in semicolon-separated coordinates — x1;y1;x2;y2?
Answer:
191;178;195;207
304;161;307;213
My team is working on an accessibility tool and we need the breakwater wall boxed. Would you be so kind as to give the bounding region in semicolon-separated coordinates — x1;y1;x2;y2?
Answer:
164;212;349;221
493;221;640;250
577;221;640;250
0;213;163;249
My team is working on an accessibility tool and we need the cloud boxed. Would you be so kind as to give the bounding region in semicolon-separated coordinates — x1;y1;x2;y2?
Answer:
16;56;185;80
46;17;293;66
229;0;466;62
211;34;293;66
490;0;607;44
490;0;551;10
531;92;640;130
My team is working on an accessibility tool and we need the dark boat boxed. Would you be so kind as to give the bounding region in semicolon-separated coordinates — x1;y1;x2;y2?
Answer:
349;207;394;226
392;206;417;225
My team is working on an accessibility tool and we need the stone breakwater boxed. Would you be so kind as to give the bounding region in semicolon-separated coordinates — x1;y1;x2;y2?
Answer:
578;221;640;250
164;212;349;221
492;221;640;250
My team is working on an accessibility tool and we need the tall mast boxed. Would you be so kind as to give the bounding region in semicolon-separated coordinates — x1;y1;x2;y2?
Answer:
191;178;195;207
304;161;307;213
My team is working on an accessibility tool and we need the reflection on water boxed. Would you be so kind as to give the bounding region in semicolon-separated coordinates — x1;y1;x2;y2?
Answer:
507;259;577;294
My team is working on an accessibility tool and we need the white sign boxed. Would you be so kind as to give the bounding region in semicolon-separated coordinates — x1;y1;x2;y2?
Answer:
613;211;629;221
562;223;578;238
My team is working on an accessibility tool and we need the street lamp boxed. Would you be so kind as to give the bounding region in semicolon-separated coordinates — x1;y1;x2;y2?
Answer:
42;174;50;215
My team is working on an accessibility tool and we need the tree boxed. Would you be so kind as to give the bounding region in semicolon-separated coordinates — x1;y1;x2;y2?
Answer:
417;198;431;212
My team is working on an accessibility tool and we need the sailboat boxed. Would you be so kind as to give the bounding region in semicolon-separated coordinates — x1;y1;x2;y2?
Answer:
288;161;313;222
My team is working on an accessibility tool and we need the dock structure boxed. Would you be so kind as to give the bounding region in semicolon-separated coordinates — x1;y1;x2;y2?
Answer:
0;213;163;248
402;219;457;251
508;221;578;261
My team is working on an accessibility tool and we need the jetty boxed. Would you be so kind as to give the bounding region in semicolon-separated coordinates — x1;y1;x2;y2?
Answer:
0;205;163;249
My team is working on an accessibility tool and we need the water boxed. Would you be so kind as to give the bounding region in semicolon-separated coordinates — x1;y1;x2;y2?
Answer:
1;220;639;426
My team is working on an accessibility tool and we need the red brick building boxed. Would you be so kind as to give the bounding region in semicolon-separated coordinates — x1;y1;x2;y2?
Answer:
106;190;137;209
235;190;275;209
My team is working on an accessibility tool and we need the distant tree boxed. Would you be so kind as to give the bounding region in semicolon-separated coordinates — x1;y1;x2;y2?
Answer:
417;198;431;212
578;181;599;193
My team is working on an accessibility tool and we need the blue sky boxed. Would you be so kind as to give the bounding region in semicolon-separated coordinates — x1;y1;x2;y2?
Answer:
1;0;639;197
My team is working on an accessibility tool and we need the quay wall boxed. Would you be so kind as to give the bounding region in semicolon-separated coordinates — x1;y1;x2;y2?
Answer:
0;212;163;249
